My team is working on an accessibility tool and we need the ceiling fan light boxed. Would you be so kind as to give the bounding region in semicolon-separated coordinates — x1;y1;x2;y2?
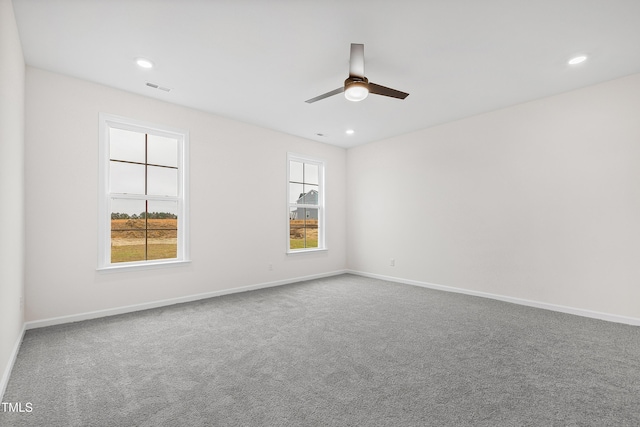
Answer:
345;82;369;102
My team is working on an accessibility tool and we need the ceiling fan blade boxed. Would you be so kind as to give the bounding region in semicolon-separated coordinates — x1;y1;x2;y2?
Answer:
368;82;409;100
349;43;365;78
305;87;344;103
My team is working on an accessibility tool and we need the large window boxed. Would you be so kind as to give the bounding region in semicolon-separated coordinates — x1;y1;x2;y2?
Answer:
288;153;325;252
98;114;189;270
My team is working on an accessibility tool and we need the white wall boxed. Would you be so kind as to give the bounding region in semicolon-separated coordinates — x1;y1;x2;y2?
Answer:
24;67;347;322
0;0;26;396
347;73;640;320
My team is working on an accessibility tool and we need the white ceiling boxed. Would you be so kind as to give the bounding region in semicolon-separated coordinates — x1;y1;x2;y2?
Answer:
12;0;640;148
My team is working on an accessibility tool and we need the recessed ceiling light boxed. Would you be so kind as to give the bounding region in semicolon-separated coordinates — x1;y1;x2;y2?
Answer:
346;129;355;135
568;55;587;65
136;58;154;69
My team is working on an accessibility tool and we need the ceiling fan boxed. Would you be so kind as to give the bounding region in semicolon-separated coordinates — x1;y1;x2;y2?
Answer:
305;43;409;104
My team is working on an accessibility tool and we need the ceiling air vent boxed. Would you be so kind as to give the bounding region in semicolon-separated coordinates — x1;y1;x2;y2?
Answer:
146;82;171;92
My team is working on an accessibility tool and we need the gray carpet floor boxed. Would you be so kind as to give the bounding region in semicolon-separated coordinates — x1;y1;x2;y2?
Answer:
1;274;639;426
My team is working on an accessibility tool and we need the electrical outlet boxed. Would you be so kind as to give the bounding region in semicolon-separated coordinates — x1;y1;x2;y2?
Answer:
268;263;273;271
390;258;395;267
20;296;24;311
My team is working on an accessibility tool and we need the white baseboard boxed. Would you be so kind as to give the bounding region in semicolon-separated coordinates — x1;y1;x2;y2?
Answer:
347;270;640;326
1;324;25;401
25;269;347;330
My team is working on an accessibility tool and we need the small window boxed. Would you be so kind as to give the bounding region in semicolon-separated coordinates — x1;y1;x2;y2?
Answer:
287;153;325;252
98;114;189;270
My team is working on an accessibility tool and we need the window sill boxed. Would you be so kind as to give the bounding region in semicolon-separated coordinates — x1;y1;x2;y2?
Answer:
286;248;328;255
97;259;191;273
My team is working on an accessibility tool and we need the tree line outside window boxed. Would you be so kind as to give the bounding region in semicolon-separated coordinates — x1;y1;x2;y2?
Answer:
111;212;178;219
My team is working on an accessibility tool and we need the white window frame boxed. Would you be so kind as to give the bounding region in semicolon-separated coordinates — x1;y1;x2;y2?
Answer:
98;113;190;271
287;153;326;254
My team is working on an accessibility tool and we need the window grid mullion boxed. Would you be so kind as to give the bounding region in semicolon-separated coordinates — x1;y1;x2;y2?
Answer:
144;134;148;260
290;203;320;208
109;195;180;206
110;159;177;170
